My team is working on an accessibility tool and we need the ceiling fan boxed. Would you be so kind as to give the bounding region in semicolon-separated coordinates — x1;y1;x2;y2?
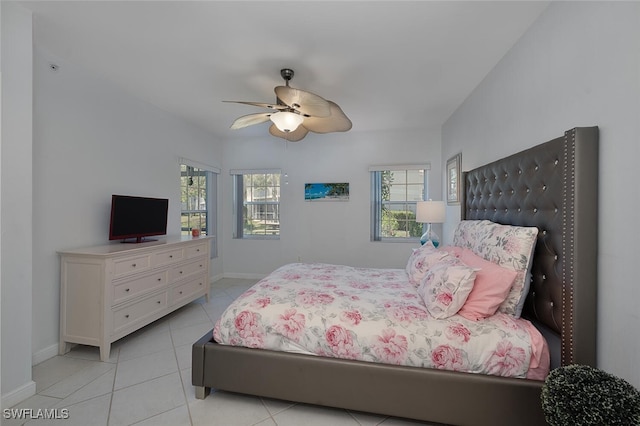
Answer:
224;68;352;142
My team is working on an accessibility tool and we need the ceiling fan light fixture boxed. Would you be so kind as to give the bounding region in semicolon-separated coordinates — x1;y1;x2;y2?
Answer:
225;68;350;141
270;111;304;132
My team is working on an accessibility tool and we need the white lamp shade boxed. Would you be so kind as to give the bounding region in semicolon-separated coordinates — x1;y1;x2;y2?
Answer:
416;200;445;223
270;111;304;132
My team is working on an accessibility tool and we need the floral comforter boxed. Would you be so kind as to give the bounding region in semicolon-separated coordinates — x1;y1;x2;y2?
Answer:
213;263;548;379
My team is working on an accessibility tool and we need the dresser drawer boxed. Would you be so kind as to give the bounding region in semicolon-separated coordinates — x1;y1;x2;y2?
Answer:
170;258;207;282
113;254;152;278
112;292;168;333
171;276;208;306
152;247;184;267
185;243;208;259
113;271;168;304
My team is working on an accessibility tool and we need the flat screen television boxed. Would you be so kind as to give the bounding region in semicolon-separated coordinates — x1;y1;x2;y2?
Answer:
109;195;169;243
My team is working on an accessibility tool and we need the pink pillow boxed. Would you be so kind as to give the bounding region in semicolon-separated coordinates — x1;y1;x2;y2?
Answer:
405;243;449;286
456;248;518;321
418;258;477;319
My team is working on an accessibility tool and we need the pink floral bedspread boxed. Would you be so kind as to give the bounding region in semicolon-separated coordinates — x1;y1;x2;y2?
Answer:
213;263;548;379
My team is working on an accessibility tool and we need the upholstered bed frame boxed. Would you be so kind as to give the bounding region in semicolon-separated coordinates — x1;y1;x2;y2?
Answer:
192;127;598;426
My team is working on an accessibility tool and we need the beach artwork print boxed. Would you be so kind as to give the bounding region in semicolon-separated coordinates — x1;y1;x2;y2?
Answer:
304;183;350;201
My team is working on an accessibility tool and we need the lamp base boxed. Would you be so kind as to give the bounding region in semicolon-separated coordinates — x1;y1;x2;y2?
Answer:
420;226;440;248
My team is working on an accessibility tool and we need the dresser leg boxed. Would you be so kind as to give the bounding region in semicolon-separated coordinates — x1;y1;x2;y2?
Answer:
59;341;70;355
100;344;111;362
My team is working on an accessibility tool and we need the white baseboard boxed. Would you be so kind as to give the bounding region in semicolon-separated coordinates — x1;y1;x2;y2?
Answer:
210;272;224;283
32;343;59;366
1;380;36;408
222;272;267;280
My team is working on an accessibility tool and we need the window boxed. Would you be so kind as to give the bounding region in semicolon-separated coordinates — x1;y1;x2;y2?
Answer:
180;160;219;257
231;170;281;239
180;165;208;234
370;165;429;241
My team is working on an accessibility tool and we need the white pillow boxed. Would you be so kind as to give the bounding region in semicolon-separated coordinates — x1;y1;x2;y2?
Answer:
405;242;449;287
418;258;477;319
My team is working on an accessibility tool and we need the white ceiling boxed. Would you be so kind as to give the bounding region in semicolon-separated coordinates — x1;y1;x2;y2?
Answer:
20;1;549;141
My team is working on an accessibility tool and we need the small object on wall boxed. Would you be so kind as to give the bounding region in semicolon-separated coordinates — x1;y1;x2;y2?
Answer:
304;183;349;201
192;228;201;237
447;153;462;205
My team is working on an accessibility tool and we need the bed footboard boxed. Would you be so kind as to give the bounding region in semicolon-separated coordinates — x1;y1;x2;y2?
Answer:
192;330;546;426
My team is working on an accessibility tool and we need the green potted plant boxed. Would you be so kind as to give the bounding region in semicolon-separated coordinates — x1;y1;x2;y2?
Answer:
541;364;640;425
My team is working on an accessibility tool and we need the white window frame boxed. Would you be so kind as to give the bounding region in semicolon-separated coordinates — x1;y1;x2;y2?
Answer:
370;164;430;242
230;169;281;240
179;158;219;258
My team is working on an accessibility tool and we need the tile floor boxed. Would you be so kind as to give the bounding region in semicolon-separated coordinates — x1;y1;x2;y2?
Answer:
8;278;441;426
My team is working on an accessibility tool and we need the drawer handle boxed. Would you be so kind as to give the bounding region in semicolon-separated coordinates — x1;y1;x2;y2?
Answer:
196;249;200;252
179;291;183;295
199;264;203;268
157;278;162;282
169;255;173;258
199;282;203;286
157;300;161;304
125;314;129;318
125;288;130;292
132;263;136;267
179;271;183;274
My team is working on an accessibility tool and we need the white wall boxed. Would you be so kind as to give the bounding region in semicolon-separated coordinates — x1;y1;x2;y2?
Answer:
3;7;442;404
442;1;640;388
221;128;442;276
29;46;223;371
1;2;35;407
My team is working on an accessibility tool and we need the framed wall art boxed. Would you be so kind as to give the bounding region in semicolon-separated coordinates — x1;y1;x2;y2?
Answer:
304;183;349;201
446;153;461;205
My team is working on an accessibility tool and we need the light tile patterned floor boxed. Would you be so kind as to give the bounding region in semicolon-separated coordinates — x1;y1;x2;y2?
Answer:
8;279;440;426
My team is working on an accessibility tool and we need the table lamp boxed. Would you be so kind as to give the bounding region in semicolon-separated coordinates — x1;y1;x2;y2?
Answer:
416;200;446;247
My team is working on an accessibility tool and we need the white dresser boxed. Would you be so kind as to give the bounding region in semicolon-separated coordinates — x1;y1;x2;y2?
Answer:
59;236;211;361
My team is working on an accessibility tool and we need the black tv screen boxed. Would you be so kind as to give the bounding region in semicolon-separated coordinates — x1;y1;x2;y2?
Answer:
109;195;169;243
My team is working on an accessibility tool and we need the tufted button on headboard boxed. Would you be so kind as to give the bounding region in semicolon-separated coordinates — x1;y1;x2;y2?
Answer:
462;127;598;368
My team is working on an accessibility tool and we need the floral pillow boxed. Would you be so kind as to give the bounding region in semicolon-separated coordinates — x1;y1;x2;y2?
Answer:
405;242;449;286
440;245;464;258
452;220;538;317
417;258;477;319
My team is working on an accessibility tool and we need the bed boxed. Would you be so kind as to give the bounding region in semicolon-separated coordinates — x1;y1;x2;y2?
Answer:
192;126;598;426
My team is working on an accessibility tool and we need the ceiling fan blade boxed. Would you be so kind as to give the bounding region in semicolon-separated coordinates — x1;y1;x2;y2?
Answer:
275;86;331;118
268;123;309;142
229;113;272;130
302;101;352;134
223;100;288;111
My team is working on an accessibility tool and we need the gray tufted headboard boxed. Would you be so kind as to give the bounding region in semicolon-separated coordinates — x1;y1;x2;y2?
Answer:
462;127;598;369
